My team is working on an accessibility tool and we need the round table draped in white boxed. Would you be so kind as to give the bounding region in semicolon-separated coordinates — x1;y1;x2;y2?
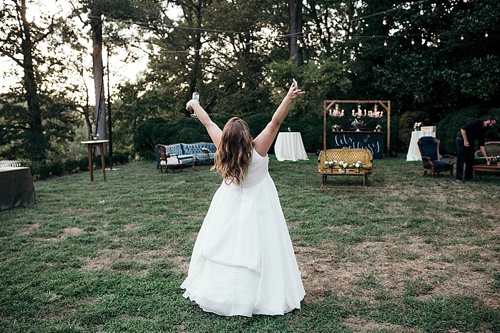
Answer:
406;130;436;161
274;132;309;161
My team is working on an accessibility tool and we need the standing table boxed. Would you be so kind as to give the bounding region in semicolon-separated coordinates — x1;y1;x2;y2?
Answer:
406;131;436;161
274;132;309;161
81;140;109;181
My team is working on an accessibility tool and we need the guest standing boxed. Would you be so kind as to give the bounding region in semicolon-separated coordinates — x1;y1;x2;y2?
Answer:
455;115;496;182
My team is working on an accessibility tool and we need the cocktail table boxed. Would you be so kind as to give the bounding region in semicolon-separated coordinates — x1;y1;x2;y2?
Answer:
473;164;500;180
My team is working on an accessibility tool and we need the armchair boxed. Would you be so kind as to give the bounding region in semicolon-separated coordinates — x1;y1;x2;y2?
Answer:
156;144;188;173
417;136;454;178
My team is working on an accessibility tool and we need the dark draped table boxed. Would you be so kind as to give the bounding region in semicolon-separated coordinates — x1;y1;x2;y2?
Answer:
0;167;36;211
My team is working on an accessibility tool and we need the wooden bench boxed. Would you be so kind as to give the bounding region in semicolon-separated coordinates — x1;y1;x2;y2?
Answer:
317;149;373;189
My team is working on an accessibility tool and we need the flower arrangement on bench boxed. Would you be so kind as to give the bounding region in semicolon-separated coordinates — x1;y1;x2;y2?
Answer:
338;160;349;173
325;160;336;171
353;160;363;173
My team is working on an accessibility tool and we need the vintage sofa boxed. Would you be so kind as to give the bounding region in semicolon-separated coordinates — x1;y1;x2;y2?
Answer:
474;141;500;164
317;148;373;188
155;142;216;172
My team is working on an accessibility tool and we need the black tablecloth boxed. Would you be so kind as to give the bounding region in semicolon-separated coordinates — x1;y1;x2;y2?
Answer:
0;167;36;211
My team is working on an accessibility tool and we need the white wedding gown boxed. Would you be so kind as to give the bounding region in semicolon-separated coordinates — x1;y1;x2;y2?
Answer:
181;149;305;317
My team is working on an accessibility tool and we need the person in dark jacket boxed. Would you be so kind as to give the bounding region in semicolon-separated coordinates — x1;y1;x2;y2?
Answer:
455;115;496;182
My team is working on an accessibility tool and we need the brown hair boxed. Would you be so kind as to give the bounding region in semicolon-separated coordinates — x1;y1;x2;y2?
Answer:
212;117;253;185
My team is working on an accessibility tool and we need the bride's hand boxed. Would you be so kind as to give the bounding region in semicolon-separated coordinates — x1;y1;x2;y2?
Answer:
286;83;305;101
186;99;199;111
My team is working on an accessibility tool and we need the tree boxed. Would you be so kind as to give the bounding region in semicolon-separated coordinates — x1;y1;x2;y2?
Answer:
69;0;162;145
0;0;46;162
346;0;500;116
0;0;80;163
289;0;303;65
142;0;287;117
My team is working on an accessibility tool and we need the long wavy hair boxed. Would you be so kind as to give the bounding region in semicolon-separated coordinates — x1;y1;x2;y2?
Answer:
212;117;253;185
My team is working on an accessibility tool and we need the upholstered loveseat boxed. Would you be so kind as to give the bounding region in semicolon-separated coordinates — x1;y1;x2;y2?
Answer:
474;141;500;164
155;142;216;172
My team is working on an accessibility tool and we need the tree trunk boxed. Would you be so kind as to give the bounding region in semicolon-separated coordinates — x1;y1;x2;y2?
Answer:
189;33;202;97
19;0;47;162
187;3;203;101
90;11;106;154
289;0;303;66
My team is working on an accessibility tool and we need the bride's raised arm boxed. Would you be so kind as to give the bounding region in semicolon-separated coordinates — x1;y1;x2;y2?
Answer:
186;100;222;146
253;82;305;156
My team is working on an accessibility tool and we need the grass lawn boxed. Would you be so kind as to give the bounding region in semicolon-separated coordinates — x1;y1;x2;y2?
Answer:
1;155;499;333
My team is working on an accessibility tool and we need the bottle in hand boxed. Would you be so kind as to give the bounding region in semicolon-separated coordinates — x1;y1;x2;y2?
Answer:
190;92;199;118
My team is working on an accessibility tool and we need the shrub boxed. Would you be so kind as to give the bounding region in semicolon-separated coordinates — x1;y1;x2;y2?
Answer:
50;160;65;177
30;162;52;180
64;159;80;173
78;157;89;171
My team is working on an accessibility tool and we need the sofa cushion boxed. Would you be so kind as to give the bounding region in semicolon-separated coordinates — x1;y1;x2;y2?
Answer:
194;153;215;165
178;155;195;164
423;161;453;171
318;149;373;173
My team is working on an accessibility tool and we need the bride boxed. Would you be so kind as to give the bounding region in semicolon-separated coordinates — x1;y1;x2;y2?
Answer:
181;82;306;317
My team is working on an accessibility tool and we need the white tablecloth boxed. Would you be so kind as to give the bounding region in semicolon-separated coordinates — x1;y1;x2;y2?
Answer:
406;131;436;161
274;132;309;161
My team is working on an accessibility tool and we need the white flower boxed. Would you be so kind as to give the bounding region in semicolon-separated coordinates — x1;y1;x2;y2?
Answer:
325;160;336;168
338;161;348;169
353;160;362;168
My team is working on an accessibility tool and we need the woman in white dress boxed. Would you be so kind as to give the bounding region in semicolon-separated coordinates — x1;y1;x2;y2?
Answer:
181;82;306;317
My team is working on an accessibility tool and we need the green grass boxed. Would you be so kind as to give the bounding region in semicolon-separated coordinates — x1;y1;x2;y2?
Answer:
1;155;499;333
